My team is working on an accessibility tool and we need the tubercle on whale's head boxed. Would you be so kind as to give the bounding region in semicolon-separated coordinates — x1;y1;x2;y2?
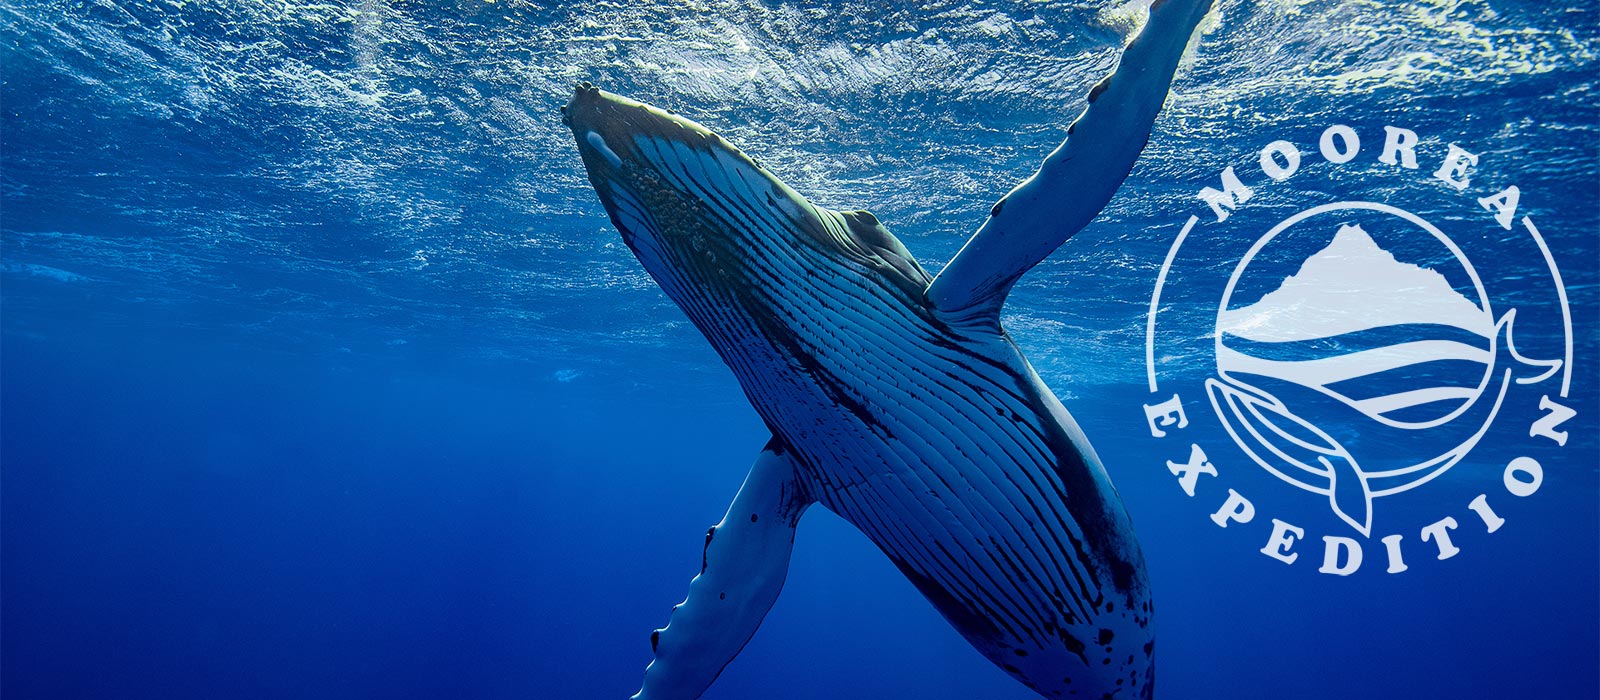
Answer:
564;83;932;322
565;83;802;276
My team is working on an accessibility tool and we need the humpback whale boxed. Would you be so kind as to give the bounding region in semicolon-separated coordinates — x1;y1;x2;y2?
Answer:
563;1;1213;697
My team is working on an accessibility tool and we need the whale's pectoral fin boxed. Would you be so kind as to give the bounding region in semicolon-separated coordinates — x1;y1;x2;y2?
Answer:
926;0;1215;320
633;438;813;700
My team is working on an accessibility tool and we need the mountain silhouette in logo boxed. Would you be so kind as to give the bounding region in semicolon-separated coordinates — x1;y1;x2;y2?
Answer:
1217;223;1495;426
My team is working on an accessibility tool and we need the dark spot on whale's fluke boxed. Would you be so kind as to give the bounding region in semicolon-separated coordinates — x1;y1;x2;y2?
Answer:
719;592;726;600
1014;649;1029;657
750;513;758;523
650;629;660;652
1143;641;1154;657
1098;628;1115;645
990;198;1006;218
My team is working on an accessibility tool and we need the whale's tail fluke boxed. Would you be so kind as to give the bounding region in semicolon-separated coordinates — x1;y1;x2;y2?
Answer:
1500;308;1564;386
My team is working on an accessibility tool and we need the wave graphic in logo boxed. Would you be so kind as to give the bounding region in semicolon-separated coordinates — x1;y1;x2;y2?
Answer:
1208;217;1557;536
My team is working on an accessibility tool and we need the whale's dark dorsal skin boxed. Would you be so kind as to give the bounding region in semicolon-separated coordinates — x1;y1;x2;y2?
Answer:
564;2;1214;698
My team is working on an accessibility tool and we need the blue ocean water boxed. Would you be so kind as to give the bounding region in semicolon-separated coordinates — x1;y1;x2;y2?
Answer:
3;2;1596;699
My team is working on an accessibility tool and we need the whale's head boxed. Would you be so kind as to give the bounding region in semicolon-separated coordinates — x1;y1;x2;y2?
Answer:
564;84;931;342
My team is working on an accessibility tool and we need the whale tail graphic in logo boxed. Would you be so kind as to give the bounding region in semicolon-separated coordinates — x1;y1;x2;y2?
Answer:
1208;221;1560;536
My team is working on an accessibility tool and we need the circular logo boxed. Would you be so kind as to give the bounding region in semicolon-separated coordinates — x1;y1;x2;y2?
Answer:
1141;127;1575;575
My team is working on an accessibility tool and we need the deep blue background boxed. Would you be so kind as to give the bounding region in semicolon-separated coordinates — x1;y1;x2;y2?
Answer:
4;1;1597;698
